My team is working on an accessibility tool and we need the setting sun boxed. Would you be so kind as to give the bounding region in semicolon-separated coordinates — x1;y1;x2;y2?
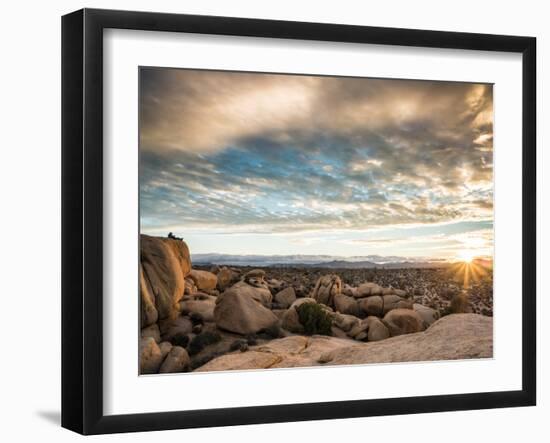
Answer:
457;250;477;263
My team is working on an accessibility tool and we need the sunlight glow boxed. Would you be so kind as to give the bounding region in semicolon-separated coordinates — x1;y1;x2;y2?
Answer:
457;250;477;263
448;256;491;288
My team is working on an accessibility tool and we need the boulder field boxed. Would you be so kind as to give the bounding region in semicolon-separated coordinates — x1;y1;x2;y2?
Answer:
196;314;493;372
139;235;493;375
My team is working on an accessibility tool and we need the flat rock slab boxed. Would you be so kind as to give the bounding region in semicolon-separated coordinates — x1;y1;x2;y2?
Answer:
195;314;492;372
195;335;356;372
195;351;283;372
325;313;492;365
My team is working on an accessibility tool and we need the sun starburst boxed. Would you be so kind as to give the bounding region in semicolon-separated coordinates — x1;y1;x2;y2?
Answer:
448;254;491;288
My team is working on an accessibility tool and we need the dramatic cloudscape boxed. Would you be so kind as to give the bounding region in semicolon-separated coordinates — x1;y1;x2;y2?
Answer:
139;68;493;261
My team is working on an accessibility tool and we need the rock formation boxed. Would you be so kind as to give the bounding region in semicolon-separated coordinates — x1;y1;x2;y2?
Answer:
195;314;492;371
310;274;342;306
138;235;493;375
140;234;191;324
214;282;278;335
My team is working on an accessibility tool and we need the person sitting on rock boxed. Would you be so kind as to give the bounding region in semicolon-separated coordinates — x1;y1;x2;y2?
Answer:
167;232;182;241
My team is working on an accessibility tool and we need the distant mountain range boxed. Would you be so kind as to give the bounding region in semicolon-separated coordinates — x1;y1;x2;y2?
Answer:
191;253;452;269
313;260;450;269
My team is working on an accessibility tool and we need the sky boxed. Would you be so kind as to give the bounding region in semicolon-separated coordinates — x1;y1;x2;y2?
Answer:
139;68;493;261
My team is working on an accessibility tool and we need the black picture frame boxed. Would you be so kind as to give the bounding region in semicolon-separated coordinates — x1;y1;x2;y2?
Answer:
61;8;537;435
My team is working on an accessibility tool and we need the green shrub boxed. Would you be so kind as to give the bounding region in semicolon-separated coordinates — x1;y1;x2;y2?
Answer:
296;303;333;336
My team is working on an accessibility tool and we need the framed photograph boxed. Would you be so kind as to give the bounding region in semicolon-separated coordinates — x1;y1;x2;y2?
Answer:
62;8;536;435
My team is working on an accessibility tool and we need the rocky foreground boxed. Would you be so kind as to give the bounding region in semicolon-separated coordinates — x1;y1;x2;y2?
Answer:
139;235;493;375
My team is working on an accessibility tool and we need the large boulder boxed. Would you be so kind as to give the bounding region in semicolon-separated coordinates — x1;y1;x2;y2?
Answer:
383;309;425;336
140;235;191;324
274;287;297;309
358;295;412;317
139;337;164;374
244;269;266;279
214;284;278;335
217;267;239;291
139;264;158;327
226;281;272;307
342;285;358;297
334;293;361;317
355;282;383;298
346;316;389;341
366;316;390;341
159;346;190;373
413;303;440;328
311;274;342;306
243;269;269;290
382;294;413;315
358;296;383;316
179;294;217;322
188;269;217;291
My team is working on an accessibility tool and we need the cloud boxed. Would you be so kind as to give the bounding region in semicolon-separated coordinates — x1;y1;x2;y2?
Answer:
141;69;492;153
140;69;317;154
140;68;493;241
